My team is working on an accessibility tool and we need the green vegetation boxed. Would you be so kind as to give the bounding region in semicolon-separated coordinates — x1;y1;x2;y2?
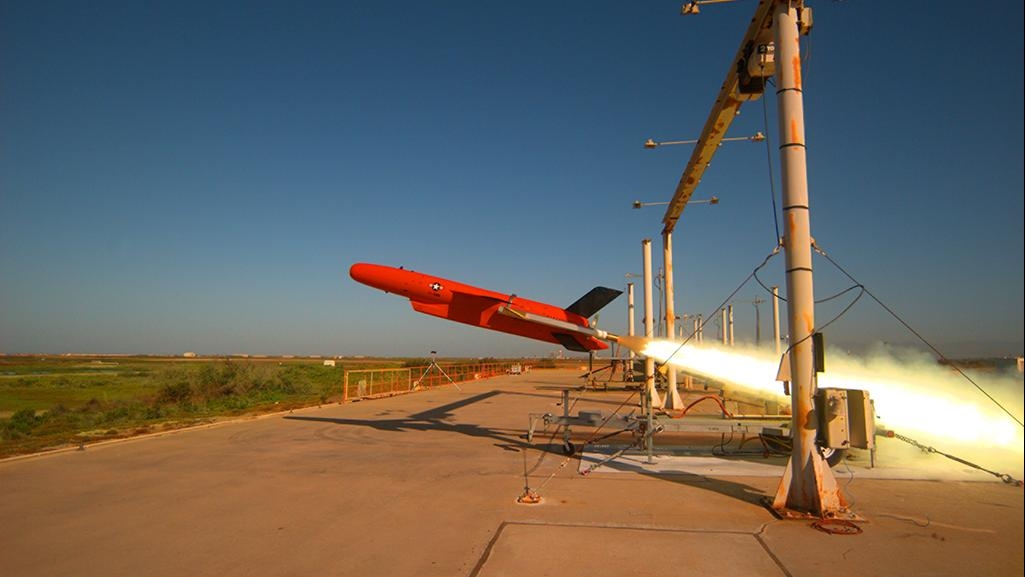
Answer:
0;356;402;457
401;358;433;368
0;355;562;458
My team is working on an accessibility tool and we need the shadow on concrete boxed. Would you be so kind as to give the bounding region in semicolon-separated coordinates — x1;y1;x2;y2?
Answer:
587;455;774;508
285;390;562;455
289;388;772;508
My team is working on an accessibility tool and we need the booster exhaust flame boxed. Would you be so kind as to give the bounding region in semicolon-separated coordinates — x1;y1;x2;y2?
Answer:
611;335;651;357
641;339;1024;476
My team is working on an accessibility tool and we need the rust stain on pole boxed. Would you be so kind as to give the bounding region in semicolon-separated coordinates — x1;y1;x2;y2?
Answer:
794;406;809;429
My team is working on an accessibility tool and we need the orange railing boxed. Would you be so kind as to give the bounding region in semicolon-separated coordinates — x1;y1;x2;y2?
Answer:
342;362;523;401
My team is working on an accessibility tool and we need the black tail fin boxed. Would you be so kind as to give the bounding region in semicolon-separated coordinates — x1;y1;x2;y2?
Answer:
565;287;622;318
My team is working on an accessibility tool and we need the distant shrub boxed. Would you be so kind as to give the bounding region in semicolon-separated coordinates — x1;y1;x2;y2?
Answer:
535;358;557;369
143;405;164;420
158;381;192;404
103;404;133;423
49;404;70;417
10;408;40;427
1;409;41;440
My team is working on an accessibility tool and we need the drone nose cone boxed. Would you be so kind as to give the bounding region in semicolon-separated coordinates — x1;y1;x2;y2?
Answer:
349;262;391;289
350;262;411;294
349;262;374;284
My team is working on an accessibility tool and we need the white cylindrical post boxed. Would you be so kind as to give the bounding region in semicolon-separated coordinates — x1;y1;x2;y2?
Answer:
627;282;636;359
642;240;662;410
721;308;728;345
772;286;781;356
728;304;735;347
626;282;636;382
770;1;848;517
662;232;682;409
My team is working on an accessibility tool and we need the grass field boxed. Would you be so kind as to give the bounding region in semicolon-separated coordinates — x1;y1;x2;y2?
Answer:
0;354;547;457
0;355;413;457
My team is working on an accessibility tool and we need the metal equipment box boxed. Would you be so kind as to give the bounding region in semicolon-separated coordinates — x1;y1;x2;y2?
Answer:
845;388;875;450
815;388;875;450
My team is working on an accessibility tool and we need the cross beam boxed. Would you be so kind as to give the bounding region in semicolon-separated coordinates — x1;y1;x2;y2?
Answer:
661;0;778;234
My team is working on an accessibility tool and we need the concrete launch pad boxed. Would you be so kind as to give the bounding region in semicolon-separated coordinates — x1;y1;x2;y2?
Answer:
2;369;1022;576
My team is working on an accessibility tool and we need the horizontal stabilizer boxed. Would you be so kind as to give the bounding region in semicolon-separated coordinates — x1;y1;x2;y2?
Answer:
565;287;622;318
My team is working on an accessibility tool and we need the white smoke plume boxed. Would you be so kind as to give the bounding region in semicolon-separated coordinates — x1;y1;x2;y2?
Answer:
642;340;1024;478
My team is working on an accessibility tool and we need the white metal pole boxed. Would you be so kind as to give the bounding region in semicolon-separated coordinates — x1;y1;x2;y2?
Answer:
642;240;662;410
663;232;682;408
721;308;728;345
627;282;636;360
626;281;636;382
728;304;735;347
772;285;781;356
770;0;848;517
657;268;664;337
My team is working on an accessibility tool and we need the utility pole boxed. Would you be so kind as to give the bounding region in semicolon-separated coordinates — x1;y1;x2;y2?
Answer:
727;304;734;346
752;295;764;346
737;296;765;345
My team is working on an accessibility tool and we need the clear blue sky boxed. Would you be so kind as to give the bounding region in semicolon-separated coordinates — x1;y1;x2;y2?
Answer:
2;0;1022;358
